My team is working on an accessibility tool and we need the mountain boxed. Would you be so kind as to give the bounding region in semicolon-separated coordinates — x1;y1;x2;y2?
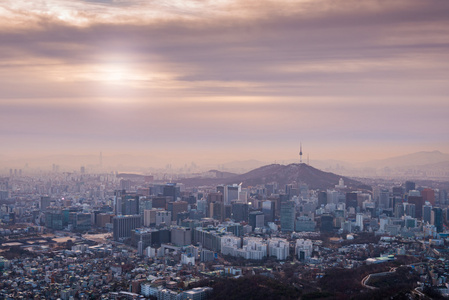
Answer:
229;163;363;190
362;150;449;169
180;163;364;190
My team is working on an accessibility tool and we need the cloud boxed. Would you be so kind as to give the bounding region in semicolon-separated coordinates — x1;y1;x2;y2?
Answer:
0;0;448;162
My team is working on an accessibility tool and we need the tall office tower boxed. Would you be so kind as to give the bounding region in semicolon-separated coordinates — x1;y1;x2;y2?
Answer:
280;200;295;232
120;179;132;191
421;188;435;205
320;214;334;232
216;185;226;200
327;190;339;205
422;203;432;224
114;190;125;215
404;203;416;218
372;186;380;202
392;186;404;198
139;198;152;215
40;196;52;212
249;211;264;230
439;190;448;205
318;191;327;208
345;192;358;209
226;184;241;205
356;213;364;231
261;200;275;223
232;202;249;222
408;196;424;218
113;215;141;241
392;196;403;210
144;209;161;227
394;203;404;218
379;189;390;209
151;196;168;209
196;199;207;216
405;181;416;193
431;207;443;233
155;210;171;226
163;183;180;202
122;195;140;216
197;199;207;214
238;190;248;203
207;192;224;221
167;201;188;222
285;184;294;199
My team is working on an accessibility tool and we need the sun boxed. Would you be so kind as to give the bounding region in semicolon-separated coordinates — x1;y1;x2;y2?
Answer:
103;65;126;82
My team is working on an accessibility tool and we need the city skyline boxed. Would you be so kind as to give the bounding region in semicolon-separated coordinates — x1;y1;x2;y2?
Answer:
1;0;449;166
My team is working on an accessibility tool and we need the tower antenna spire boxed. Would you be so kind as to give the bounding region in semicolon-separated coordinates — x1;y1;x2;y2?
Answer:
299;142;303;163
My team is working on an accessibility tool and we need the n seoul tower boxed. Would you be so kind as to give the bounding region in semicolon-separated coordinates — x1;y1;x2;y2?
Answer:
299;143;303;163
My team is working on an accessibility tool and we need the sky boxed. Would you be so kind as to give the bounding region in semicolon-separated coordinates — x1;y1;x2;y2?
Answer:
1;0;449;168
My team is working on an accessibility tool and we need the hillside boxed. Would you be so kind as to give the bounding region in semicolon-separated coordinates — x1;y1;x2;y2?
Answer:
230;163;362;190
180;163;363;190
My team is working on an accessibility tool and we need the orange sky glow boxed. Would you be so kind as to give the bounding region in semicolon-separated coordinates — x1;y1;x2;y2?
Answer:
1;0;448;169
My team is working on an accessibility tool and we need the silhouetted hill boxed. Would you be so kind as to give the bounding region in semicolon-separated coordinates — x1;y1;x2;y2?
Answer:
230;163;362;190
180;163;363;190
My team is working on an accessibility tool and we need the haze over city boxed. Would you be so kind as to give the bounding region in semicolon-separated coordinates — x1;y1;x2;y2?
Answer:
2;2;449;299
1;0;449;170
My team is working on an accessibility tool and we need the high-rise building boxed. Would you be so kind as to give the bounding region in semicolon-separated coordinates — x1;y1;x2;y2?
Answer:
74;213;92;231
280;201;295;232
392;186;403;198
431;207;443;233
379;189;390;209
394;203;404;218
408;196;424;218
345;192;358;209
163;183;180;202
40;196;52;212
155;210;171;226
356;213;364;231
405;181;416;193
151;196;168;209
439;190;448;205
422;203;432;224
207;192;224;221
167;201;188;222
226;184;241;205
295;216;316;232
249;211;264;230
261;200;275;223
171;227;192;246
404;203;416;218
113;215;141;241
421;188;435;205
232;202;249;222
320;214;334;232
318;191;327;208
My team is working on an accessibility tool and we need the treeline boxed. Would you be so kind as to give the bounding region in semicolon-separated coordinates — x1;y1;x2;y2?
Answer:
195;275;302;300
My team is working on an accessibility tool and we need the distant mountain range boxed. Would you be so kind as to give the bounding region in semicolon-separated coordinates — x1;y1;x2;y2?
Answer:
181;163;364;190
1;150;448;180
360;150;449;169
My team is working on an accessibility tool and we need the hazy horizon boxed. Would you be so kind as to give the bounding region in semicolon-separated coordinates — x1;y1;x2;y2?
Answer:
1;0;449;170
